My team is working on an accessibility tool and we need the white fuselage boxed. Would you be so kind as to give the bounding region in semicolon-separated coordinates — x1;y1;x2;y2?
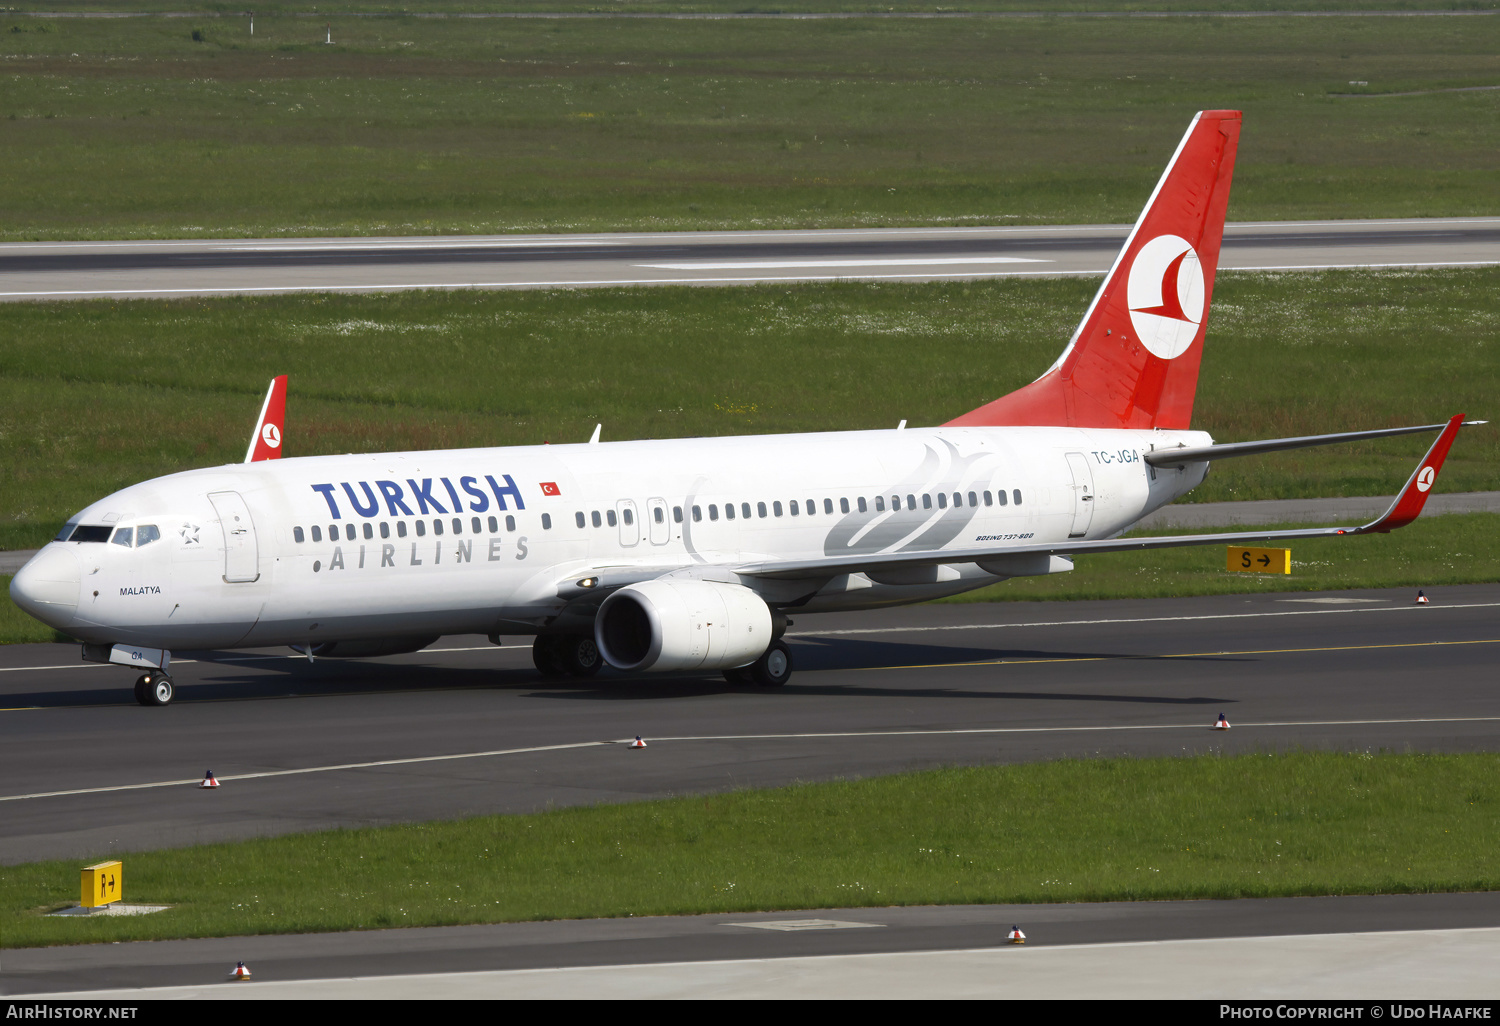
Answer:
20;425;1211;651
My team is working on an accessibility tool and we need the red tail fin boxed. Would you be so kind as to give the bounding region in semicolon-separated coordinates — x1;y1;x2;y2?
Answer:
244;375;287;463
947;110;1241;430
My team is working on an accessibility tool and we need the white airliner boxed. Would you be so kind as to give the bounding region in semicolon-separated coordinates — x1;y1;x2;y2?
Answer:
10;110;1479;706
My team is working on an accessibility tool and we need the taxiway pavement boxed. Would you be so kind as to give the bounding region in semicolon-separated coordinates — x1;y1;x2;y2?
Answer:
8;893;1500;998
2;218;1497;300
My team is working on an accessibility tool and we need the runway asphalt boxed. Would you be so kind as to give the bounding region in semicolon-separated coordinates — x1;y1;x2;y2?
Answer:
3;582;1497;867
2;218;1497;300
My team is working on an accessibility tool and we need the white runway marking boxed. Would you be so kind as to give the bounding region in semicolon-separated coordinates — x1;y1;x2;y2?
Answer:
0;741;614;802
5;260;1497;300
637;257;1049;269
1228;260;1500;271
0;270;1100;298
4;716;1498;804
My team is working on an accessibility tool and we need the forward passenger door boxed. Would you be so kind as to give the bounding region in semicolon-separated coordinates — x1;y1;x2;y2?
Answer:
618;499;640;547
207;491;260;583
647;498;670;545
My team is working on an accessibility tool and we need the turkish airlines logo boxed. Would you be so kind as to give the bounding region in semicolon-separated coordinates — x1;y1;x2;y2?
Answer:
261;423;282;449
1127;234;1206;361
1417;466;1436;492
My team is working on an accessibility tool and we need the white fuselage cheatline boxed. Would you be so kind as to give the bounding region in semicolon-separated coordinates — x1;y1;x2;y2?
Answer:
22;424;1210;651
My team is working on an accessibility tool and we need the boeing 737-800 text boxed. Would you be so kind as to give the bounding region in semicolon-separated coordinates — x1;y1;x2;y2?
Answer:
9;111;1479;705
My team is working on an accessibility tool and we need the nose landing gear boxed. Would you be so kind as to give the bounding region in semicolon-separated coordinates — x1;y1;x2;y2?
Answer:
133;673;174;707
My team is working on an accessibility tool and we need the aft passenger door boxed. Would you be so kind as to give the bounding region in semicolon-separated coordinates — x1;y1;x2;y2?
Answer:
1064;453;1095;538
208;491;260;582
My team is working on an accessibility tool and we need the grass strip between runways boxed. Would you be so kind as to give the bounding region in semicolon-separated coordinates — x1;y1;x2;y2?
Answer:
3;751;1496;948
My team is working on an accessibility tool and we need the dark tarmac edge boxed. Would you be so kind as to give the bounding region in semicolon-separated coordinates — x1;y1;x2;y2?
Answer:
6;891;1500;996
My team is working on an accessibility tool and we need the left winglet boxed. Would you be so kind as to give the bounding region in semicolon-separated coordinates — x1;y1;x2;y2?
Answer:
1347;413;1466;534
244;375;287;463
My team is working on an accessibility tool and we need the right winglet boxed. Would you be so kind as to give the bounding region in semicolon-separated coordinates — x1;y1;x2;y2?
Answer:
1349;414;1467;534
244;375;287;463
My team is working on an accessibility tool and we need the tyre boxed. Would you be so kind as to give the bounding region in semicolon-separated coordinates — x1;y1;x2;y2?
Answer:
562;635;603;677
531;635;568;679
750;639;792;688
133;675;152;706
143;674;174;707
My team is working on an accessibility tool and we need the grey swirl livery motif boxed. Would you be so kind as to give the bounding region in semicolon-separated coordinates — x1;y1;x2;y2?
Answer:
822;439;1000;557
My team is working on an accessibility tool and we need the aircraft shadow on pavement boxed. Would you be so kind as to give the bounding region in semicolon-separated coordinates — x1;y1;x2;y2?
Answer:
524;638;1240;705
786;635;1246;672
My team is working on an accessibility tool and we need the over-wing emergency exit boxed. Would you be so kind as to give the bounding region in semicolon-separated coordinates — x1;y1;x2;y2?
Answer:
10;110;1482;705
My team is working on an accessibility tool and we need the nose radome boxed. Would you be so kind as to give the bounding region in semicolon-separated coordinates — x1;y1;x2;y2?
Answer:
9;544;81;628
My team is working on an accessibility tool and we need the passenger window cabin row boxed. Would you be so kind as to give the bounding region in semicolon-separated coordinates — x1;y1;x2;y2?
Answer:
572;489;1023;529
293;513;551;545
296;487;1027;542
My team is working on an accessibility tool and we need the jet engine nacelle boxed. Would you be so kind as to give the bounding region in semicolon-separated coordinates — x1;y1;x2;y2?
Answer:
595;579;773;673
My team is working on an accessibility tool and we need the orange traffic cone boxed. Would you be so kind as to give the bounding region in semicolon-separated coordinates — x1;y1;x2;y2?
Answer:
229;961;251;980
1008;926;1025;944
1213;714;1231;731
200;770;220;789
630;736;647;749
1416;590;1429;605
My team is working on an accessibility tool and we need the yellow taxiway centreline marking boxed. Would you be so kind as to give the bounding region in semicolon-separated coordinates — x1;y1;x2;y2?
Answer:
875;637;1500;672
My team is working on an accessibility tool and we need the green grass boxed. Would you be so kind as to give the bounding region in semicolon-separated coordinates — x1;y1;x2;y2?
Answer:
2;751;1495;947
18;3;1500;14
2;13;1498;238
2;268;1496;552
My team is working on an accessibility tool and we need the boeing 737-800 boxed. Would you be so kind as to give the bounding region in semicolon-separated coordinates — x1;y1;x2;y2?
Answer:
9;110;1479;706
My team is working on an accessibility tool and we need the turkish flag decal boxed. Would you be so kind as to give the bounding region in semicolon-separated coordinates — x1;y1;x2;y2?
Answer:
540;482;561;496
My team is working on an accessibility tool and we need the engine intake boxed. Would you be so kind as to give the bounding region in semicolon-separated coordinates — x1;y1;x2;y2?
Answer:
595;579;773;673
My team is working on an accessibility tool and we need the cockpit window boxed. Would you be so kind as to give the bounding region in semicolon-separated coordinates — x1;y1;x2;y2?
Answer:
136;525;161;546
111;527;134;548
66;525;113;543
55;523;77;542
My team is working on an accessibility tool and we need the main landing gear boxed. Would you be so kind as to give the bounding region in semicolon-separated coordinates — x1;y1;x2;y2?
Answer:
532;634;603;680
723;639;793;688
133;672;174;707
